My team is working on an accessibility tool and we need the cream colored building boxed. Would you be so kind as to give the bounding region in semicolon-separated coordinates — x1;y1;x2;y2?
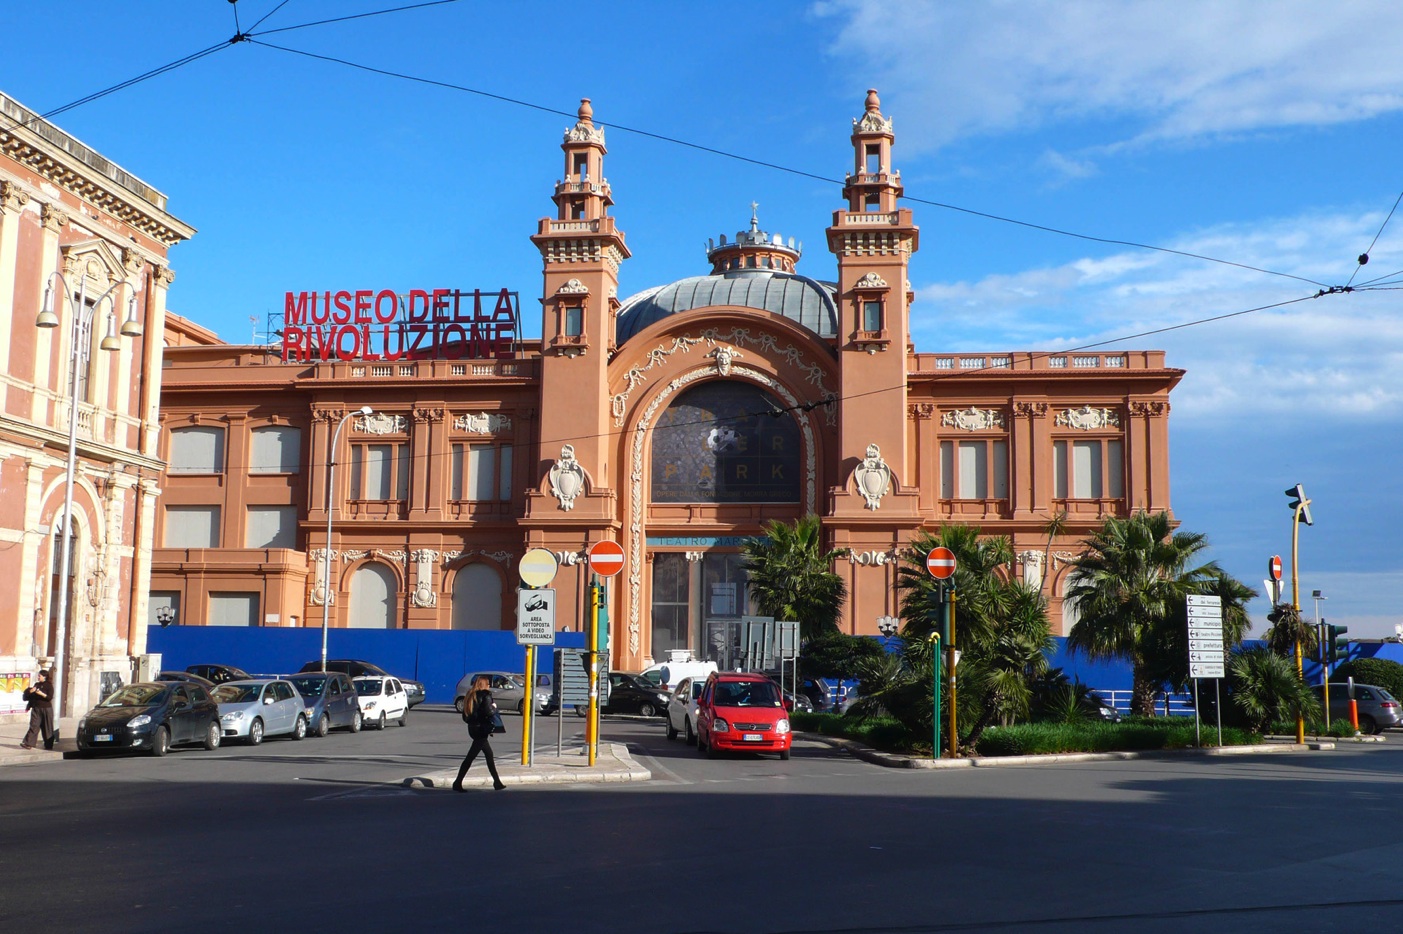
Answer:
0;91;193;719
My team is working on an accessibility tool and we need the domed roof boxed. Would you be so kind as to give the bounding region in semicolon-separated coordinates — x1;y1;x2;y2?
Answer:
616;269;839;345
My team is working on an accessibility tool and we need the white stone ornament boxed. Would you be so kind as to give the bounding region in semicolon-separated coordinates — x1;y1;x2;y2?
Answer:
355;413;406;435
853;443;892;510
854;272;888;289
410;549;439;608
706;345;742;376
942;407;1006;431
455;412;512;435
1055;406;1120;430
549;444;586;511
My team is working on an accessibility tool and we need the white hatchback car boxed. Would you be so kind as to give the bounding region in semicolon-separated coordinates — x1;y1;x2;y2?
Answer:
353;676;409;729
665;676;707;745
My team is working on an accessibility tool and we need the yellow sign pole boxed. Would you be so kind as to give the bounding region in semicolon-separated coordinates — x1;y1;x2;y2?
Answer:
1291;504;1305;745
521;643;534;766
587;578;600;766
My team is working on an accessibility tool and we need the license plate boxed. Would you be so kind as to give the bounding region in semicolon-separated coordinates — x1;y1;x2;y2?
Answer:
743;733;763;742
93;734;113;742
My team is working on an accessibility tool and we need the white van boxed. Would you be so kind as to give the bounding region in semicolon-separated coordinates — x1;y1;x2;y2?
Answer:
638;654;718;693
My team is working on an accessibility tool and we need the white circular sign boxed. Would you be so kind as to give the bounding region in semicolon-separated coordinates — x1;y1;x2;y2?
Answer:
520;548;559;588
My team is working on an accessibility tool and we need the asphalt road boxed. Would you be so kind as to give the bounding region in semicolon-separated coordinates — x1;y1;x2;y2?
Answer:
4;708;1403;933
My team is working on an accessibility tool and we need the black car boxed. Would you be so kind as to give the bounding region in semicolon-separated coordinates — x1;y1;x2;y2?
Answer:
77;682;221;756
156;670;217;691
299;659;426;708
185;664;251;685
603;672;672;717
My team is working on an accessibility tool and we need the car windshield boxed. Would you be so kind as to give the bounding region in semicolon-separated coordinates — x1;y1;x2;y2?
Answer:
212;684;262;704
289;677;326;698
354;679;383;695
100;685;166;707
713;681;782;707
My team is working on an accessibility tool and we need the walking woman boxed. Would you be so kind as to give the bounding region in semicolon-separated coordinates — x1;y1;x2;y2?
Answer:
454;674;506;791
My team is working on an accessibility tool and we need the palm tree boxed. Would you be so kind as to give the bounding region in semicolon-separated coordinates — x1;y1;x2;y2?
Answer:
956;581;1054;747
1065;511;1253;717
898;525;1014;648
1264;603;1317;658
1228;646;1322;732
741;515;847;641
1039;509;1070;589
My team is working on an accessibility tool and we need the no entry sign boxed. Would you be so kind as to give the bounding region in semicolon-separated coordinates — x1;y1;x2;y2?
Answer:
926;547;957;580
588;540;625;577
1269;555;1282;582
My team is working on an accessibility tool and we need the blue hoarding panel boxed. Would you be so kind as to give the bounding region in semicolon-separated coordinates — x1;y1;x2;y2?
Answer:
146;628;586;704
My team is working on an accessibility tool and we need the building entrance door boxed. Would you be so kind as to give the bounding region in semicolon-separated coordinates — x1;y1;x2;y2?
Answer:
648;551;751;664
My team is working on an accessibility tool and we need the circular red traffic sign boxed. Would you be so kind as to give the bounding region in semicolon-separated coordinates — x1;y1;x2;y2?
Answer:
926;546;957;580
1269;555;1282;582
588;540;625;577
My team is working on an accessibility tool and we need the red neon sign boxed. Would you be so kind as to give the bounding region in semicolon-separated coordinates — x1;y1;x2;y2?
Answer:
280;288;519;362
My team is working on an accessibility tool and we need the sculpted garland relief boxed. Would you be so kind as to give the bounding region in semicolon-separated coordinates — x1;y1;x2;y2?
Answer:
1055;406;1120;430
941;407;1005;431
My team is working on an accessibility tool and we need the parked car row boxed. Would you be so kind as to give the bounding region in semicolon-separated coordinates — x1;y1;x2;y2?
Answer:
77;660;418;756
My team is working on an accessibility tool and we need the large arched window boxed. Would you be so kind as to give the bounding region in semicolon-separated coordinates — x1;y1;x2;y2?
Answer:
451;564;503;630
349;563;398;629
651;382;800;504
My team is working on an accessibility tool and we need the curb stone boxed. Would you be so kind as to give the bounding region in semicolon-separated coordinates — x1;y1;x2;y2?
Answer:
404;741;651;789
802;732;1336;769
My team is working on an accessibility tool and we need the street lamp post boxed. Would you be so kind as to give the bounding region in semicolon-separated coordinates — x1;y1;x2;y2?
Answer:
36;272;140;719
1285;483;1313;744
321;406;373;672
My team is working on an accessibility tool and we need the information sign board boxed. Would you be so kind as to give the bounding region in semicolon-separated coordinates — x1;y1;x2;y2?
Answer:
1186;594;1224;678
516;589;557;645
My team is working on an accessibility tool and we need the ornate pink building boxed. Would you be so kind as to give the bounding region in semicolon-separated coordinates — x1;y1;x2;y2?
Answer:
153;91;1181;672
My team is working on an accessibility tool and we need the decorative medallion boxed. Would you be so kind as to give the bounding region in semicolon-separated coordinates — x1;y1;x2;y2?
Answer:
853;271;888;290
706;345;742;376
548;444;586;511
852;443;892;511
454;412;512;435
1055;406;1121;431
941;407;1006;431
556;278;589;295
355;413;407;435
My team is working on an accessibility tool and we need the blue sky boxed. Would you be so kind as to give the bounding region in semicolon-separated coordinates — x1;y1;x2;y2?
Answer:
6;1;1401;637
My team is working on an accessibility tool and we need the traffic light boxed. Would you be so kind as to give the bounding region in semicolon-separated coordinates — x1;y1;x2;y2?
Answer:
1285;483;1313;526
1326;622;1349;664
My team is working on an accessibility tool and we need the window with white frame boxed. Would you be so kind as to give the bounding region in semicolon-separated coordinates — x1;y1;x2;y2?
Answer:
164;505;220;548
1053;439;1124;499
245;505;298;549
168;426;225;474
939;439;1009;500
350;443;410;501
250;426;301;474
451;443;512;501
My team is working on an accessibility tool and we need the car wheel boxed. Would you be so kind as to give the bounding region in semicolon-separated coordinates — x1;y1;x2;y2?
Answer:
779;748;791;761
349;710;363;733
639;702;657;718
315;713;330;738
150;725;170;758
666;717;678;741
204;721;222;751
703;734;717;759
399;711;408;727
291;715;307;741
574;705;587;718
517;699;526;715
248;718;264;746
454;696;465;714
376;712;387;730
685;719;696;746
1359;714;1378;734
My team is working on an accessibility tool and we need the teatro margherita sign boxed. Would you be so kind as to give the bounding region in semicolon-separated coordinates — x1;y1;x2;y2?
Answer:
280;288;519;363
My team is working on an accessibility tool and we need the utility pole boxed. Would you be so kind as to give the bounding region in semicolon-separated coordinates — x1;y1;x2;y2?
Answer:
1285;484;1313;744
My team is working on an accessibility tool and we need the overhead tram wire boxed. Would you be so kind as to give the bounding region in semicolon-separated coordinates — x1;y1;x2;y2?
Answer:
242;38;1327;291
1345;189;1403;288
245;0;296;34
28;40;233;123
248;0;466;37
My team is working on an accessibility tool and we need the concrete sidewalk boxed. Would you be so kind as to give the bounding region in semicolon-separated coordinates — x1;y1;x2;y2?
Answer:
405;741;650;790
0;715;79;767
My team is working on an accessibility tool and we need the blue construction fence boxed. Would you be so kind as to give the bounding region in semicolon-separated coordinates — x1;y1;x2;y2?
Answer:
147;627;586;705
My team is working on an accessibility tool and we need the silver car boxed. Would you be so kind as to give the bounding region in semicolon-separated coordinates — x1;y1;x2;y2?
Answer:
665;677;706;745
212;679;308;745
455;671;550;715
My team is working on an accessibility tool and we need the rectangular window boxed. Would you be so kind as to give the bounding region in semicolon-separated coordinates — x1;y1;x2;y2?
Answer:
169;427;225;474
992;440;1009;499
451;443;465;500
865;144;881;174
396;445;410;502
651;552;691;659
1107;439;1124;498
1073;440;1100;498
1055;438;1123;499
246;505;298;549
1054;440;1068;499
353;444;394;499
498;445;513;501
958;441;986;499
862;301;883;333
940;441;954;499
250;426;301;474
468;445;495;501
75;298;96;404
453;444;510;502
942;439;1008;500
209;592;259;627
573;153;588;178
864;193;881;213
164;506;220;548
564;305;583;337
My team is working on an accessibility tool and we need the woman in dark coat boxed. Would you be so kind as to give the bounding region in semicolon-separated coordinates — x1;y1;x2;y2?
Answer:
454;674;506;791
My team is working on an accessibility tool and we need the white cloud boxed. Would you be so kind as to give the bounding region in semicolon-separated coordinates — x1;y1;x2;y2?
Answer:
818;0;1403;151
912;210;1403;422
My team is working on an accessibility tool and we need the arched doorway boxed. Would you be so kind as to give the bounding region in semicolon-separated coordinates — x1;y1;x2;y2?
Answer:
451;564;503;630
349;563;398;629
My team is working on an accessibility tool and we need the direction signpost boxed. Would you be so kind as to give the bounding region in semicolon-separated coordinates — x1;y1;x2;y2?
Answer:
1187;594;1224;747
584;541;625;765
517;548;559;767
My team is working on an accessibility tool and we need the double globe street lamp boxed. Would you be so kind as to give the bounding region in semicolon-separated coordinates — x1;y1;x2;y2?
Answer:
36;271;143;718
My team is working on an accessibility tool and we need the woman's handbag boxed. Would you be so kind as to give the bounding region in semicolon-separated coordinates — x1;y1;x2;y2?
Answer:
490;707;506;734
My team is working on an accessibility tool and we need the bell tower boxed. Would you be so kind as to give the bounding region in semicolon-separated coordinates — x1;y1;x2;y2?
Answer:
826;89;919;483
531;99;630;483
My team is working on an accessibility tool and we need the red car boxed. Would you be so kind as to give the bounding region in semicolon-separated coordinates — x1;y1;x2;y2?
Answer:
695;672;793;760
